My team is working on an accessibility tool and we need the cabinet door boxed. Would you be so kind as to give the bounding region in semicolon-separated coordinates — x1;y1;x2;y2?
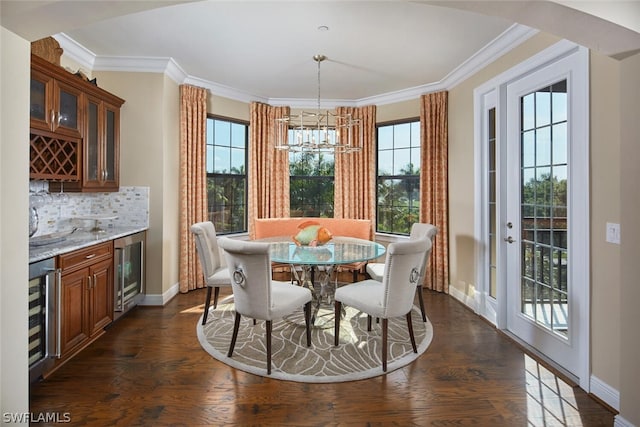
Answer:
102;102;120;189
85;96;101;186
53;80;82;138
30;69;54;133
60;268;90;357
88;258;114;336
84;96;120;191
30;70;82;138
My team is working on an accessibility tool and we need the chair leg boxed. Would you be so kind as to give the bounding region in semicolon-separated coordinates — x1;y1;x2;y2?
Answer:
352;270;358;283
213;286;221;309
202;286;213;325
416;285;427;322
382;318;388;372
367;315;372;331
227;312;242;357
304;302;312;347
266;320;272;375
406;312;417;354
334;301;342;346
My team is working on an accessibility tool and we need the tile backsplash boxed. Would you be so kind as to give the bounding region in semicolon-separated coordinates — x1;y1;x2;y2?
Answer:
29;181;149;236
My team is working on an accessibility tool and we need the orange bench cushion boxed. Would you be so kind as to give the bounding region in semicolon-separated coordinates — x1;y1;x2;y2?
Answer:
254;217;372;241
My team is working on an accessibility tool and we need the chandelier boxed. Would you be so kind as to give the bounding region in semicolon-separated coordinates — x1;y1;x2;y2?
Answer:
275;54;362;154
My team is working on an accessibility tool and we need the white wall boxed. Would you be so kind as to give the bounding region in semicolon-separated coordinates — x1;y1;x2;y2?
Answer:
619;50;640;427
0;26;30;423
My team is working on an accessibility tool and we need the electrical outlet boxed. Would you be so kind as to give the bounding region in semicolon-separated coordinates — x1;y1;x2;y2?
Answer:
606;222;620;244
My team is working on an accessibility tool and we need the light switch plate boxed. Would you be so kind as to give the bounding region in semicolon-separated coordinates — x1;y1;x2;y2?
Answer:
606;222;621;244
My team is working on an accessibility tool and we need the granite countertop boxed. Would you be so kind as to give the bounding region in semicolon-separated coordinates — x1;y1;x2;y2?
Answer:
29;226;148;264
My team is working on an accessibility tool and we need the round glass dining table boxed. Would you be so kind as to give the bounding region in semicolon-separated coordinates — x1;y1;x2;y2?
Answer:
262;237;386;327
268;237;385;267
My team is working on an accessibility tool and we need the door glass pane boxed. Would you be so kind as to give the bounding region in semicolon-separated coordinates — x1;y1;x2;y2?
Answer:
87;102;99;181
59;89;78;130
116;241;143;310
30;79;46;121
28;277;46;366
106;109;115;181
520;80;568;338
487;108;497;298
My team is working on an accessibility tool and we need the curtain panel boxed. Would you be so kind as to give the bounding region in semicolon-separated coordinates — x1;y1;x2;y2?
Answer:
334;105;376;239
420;91;450;293
178;84;208;293
248;102;290;239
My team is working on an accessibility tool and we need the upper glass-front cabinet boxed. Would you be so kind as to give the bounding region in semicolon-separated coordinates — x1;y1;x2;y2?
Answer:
83;96;120;191
30;69;82;139
31;55;125;192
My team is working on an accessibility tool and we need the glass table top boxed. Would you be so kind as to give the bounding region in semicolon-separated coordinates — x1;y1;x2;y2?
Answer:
267;238;385;265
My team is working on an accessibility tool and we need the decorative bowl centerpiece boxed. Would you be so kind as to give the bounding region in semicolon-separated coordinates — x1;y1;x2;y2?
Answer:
292;221;333;247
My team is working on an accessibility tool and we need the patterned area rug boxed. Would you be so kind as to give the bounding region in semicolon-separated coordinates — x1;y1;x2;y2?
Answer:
196;296;433;383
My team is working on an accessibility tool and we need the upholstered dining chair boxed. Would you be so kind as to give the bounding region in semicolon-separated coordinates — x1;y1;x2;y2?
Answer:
334;237;431;372
218;237;313;375
366;223;438;322
191;221;232;326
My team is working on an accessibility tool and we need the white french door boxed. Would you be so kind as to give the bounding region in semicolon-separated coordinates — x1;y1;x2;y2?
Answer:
475;43;589;388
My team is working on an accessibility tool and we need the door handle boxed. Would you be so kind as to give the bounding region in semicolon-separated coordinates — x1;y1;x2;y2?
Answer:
504;236;515;244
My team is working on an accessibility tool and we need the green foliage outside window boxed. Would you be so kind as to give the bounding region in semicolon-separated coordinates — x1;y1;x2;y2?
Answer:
376;121;421;235
289;150;334;217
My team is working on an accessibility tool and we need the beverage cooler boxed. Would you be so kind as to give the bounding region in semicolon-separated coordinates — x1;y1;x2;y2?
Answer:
28;257;59;382
113;231;145;320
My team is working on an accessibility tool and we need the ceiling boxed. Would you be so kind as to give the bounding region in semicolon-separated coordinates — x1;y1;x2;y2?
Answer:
2;1;640;107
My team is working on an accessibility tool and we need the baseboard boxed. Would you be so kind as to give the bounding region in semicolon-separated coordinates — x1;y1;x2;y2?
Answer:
448;284;622;414
140;282;180;306
448;283;479;313
590;374;620;412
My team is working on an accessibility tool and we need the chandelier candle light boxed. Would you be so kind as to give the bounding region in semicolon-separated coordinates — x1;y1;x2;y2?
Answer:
275;55;362;154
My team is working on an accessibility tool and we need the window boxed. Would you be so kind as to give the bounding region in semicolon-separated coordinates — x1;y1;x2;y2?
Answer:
289;149;334;217
376;120;421;235
206;116;247;234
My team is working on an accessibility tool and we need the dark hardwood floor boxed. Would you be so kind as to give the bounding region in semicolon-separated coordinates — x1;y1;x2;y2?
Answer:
30;287;615;426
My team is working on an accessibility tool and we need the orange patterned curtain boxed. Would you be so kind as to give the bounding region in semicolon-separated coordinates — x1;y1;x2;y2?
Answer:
334;105;376;239
420;91;449;293
178;84;208;293
248;102;290;239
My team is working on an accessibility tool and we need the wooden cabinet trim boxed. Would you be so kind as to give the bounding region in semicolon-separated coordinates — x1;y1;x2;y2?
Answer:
58;241;113;273
31;55;124;107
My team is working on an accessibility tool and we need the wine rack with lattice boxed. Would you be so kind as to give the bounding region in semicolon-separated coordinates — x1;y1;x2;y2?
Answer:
30;133;80;181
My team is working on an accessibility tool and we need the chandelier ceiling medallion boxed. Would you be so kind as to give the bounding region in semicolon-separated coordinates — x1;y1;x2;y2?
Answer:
275;54;362;154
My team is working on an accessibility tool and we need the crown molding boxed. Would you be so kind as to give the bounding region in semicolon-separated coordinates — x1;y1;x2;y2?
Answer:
183;76;268;104
440;24;539;90
52;33;96;71
268;98;359;109
54;23;538;105
93;55;188;82
357;81;446;107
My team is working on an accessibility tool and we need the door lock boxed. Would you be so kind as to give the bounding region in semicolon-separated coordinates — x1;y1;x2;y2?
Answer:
506;222;513;229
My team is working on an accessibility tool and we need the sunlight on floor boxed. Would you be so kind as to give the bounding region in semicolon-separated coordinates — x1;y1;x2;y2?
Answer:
181;303;204;314
525;354;583;426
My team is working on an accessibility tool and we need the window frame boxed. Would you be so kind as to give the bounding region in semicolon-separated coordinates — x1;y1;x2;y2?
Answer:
205;114;249;235
375;118;421;236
